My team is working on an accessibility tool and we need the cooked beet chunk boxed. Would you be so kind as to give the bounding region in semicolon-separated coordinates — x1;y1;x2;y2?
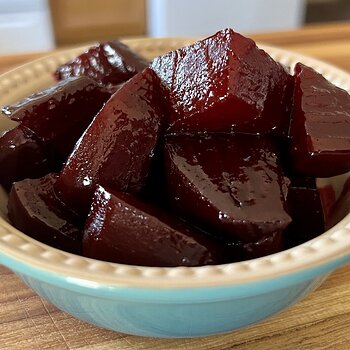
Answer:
0;125;52;191
7;174;83;254
55;68;165;215
285;177;325;247
55;40;148;88
151;28;291;135
164;134;291;243
2;76;111;161
83;186;224;266
325;177;350;230
225;230;284;261
289;63;350;177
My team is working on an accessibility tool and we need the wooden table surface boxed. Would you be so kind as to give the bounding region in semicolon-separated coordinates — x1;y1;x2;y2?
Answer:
1;21;350;349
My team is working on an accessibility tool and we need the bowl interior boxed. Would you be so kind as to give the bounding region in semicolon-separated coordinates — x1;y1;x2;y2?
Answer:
0;37;349;288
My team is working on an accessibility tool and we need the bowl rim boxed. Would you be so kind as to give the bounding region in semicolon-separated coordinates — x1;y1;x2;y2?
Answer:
0;37;349;289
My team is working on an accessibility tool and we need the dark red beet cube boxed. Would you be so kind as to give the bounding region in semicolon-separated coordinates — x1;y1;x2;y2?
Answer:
318;183;337;224
7;174;83;254
225;230;284;261
83;186;224;267
151;28;291;135
0;125;52;191
55;68;165;215
289;63;350;177
326;177;350;230
2;76;111;161
164;134;291;243
285;177;325;247
55;40;148;88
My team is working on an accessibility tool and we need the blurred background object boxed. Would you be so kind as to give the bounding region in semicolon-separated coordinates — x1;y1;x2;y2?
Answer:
147;0;306;37
305;0;350;23
49;0;146;46
0;0;54;54
0;0;349;54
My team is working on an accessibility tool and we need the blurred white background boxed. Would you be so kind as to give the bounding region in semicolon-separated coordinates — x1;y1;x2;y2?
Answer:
0;0;54;54
147;0;306;37
0;0;347;55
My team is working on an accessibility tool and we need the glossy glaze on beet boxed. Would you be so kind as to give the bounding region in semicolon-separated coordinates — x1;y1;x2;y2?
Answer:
0;125;52;190
7;174;83;254
151;28;292;135
55;68;164;215
2;76;111;161
83;186;224;266
289;63;350;177
3;31;348;266
225;230;284;261
55;40;148;87
286;177;325;247
164;134;291;243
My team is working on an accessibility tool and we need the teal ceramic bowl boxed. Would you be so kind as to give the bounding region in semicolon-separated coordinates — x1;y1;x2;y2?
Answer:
0;38;350;338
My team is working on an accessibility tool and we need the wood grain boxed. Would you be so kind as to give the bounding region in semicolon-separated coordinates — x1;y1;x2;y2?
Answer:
1;22;350;349
2;264;350;350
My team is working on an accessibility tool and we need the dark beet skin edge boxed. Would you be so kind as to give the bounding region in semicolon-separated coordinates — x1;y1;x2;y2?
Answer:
0;125;52;191
285;176;325;248
83;186;225;267
7;174;83;254
55;40;148;88
151;28;292;135
55;68;165;215
289;62;350;177
225;230;284;261
164;134;292;243
2;76;112;161
326;177;350;230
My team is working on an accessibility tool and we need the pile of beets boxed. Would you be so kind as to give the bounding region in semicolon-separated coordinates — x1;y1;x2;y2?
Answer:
0;29;349;267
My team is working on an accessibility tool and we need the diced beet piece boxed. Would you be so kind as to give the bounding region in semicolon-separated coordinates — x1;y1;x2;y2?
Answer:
2;76;111;161
55;68;165;215
151;28;292;135
141;138;170;208
285;177;325;247
7;174;83;254
326;177;350;229
164;134;291;243
318;184;337;223
0;125;52;191
83;186;224;267
55;40;148;87
289;63;350;177
225;230;284;261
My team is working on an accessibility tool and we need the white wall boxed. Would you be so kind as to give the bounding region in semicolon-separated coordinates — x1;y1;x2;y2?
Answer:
0;0;54;55
147;0;306;37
